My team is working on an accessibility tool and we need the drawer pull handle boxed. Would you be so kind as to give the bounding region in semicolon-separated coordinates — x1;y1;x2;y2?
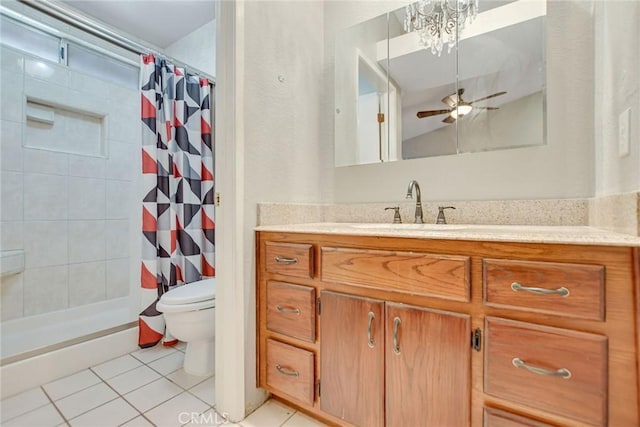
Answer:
275;364;299;377
511;282;570;297
367;311;375;348
393;317;401;354
276;305;300;315
512;358;572;379
274;256;298;264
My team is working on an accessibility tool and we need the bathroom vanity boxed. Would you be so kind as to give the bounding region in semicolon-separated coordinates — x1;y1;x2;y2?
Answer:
255;224;640;426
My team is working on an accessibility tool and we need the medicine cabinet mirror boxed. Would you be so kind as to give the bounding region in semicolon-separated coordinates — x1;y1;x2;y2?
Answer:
334;0;547;166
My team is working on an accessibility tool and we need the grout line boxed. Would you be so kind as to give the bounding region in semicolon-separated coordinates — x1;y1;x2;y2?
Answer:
40;386;68;425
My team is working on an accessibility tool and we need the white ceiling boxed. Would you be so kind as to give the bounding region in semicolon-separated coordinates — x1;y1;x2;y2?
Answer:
60;0;216;48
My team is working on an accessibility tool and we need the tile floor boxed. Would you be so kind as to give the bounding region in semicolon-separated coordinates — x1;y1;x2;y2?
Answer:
1;342;326;427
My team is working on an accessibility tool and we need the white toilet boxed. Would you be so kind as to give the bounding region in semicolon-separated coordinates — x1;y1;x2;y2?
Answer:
156;278;215;376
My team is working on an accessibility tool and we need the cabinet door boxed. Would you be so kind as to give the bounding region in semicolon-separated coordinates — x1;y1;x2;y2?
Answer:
386;303;471;427
320;291;384;427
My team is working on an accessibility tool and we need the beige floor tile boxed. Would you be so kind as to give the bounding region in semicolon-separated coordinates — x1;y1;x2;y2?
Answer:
130;344;179;364
0;387;50;422
124;377;183;413
188;377;215;406
43;369;101;401
3;403;64;427
241;400;295;427
165;368;209;390
144;392;209;427
281;411;328;427
147;351;185;376
54;382;118;419
91;354;143;380
68;397;138;427
105;365;161;395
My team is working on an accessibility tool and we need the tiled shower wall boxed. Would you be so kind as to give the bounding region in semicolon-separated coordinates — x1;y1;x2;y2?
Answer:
0;45;139;321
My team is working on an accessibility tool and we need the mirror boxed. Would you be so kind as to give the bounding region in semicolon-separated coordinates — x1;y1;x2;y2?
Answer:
334;0;547;166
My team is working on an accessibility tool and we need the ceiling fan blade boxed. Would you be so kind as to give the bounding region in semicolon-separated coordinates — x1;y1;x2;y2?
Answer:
442;115;456;124
469;91;507;104
441;88;465;107
417;109;451;118
473;106;499;110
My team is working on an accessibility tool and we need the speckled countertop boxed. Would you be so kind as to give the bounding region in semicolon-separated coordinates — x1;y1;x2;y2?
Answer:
255;223;640;247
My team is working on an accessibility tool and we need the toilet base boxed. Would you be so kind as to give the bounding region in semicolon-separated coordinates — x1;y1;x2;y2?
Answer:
184;339;214;376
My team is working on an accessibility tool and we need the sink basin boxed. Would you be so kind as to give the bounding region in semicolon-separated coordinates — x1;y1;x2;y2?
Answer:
350;223;468;231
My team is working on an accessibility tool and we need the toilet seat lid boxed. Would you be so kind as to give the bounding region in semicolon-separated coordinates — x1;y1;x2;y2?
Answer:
160;278;216;305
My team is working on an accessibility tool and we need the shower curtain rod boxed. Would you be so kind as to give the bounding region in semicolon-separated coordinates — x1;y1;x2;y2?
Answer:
18;0;216;84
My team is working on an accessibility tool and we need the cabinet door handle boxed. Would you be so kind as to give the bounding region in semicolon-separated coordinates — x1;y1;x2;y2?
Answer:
392;316;401;354
276;364;299;377
367;311;375;348
276;305;300;315
512;358;571;379
511;282;570;297
274;256;298;264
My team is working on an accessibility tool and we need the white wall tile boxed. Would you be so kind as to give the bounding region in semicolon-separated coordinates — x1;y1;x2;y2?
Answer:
23;265;68;316
23;148;69;175
68;177;105;220
106;220;129;259
1;47;24;73
1;172;23;221
24;58;69;86
1;221;23;250
23;173;67;221
107;111;140;144
69;261;106;307
105;180;131;219
68;154;106;179
106;141;136;181
0;71;24;123
23;76;68;107
68;70;110;100
23;221;68;268
106;258;129;299
1;272;24;320
1;120;23;172
68;220;105;263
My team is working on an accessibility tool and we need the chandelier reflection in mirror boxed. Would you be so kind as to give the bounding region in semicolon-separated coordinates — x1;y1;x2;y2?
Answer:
404;0;479;56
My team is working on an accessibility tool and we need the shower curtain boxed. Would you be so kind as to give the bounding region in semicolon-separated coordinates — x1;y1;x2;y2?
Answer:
138;53;215;348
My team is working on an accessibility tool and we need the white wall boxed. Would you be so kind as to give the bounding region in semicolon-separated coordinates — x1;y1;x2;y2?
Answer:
165;19;216;77
325;0;596;203
215;0;328;421
594;0;640;196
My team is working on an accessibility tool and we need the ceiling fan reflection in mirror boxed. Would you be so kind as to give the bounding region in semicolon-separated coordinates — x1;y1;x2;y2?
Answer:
416;88;507;123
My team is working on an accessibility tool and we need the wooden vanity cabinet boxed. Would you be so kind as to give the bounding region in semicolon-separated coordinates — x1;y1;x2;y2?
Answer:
256;231;640;427
319;292;471;427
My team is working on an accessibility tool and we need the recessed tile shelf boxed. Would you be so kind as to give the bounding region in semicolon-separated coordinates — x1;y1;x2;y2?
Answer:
24;98;106;158
0;250;25;278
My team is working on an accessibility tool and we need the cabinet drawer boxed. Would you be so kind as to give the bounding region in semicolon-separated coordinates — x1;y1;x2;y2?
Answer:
266;281;316;342
265;242;313;278
484;407;556;427
266;339;315;405
483;259;604;321
321;247;470;301
485;317;607;426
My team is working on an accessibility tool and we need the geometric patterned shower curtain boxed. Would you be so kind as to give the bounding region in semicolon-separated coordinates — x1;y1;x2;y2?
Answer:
138;53;215;348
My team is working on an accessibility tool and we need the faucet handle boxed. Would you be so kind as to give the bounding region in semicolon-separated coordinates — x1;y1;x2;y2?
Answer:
436;206;456;224
385;206;402;224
